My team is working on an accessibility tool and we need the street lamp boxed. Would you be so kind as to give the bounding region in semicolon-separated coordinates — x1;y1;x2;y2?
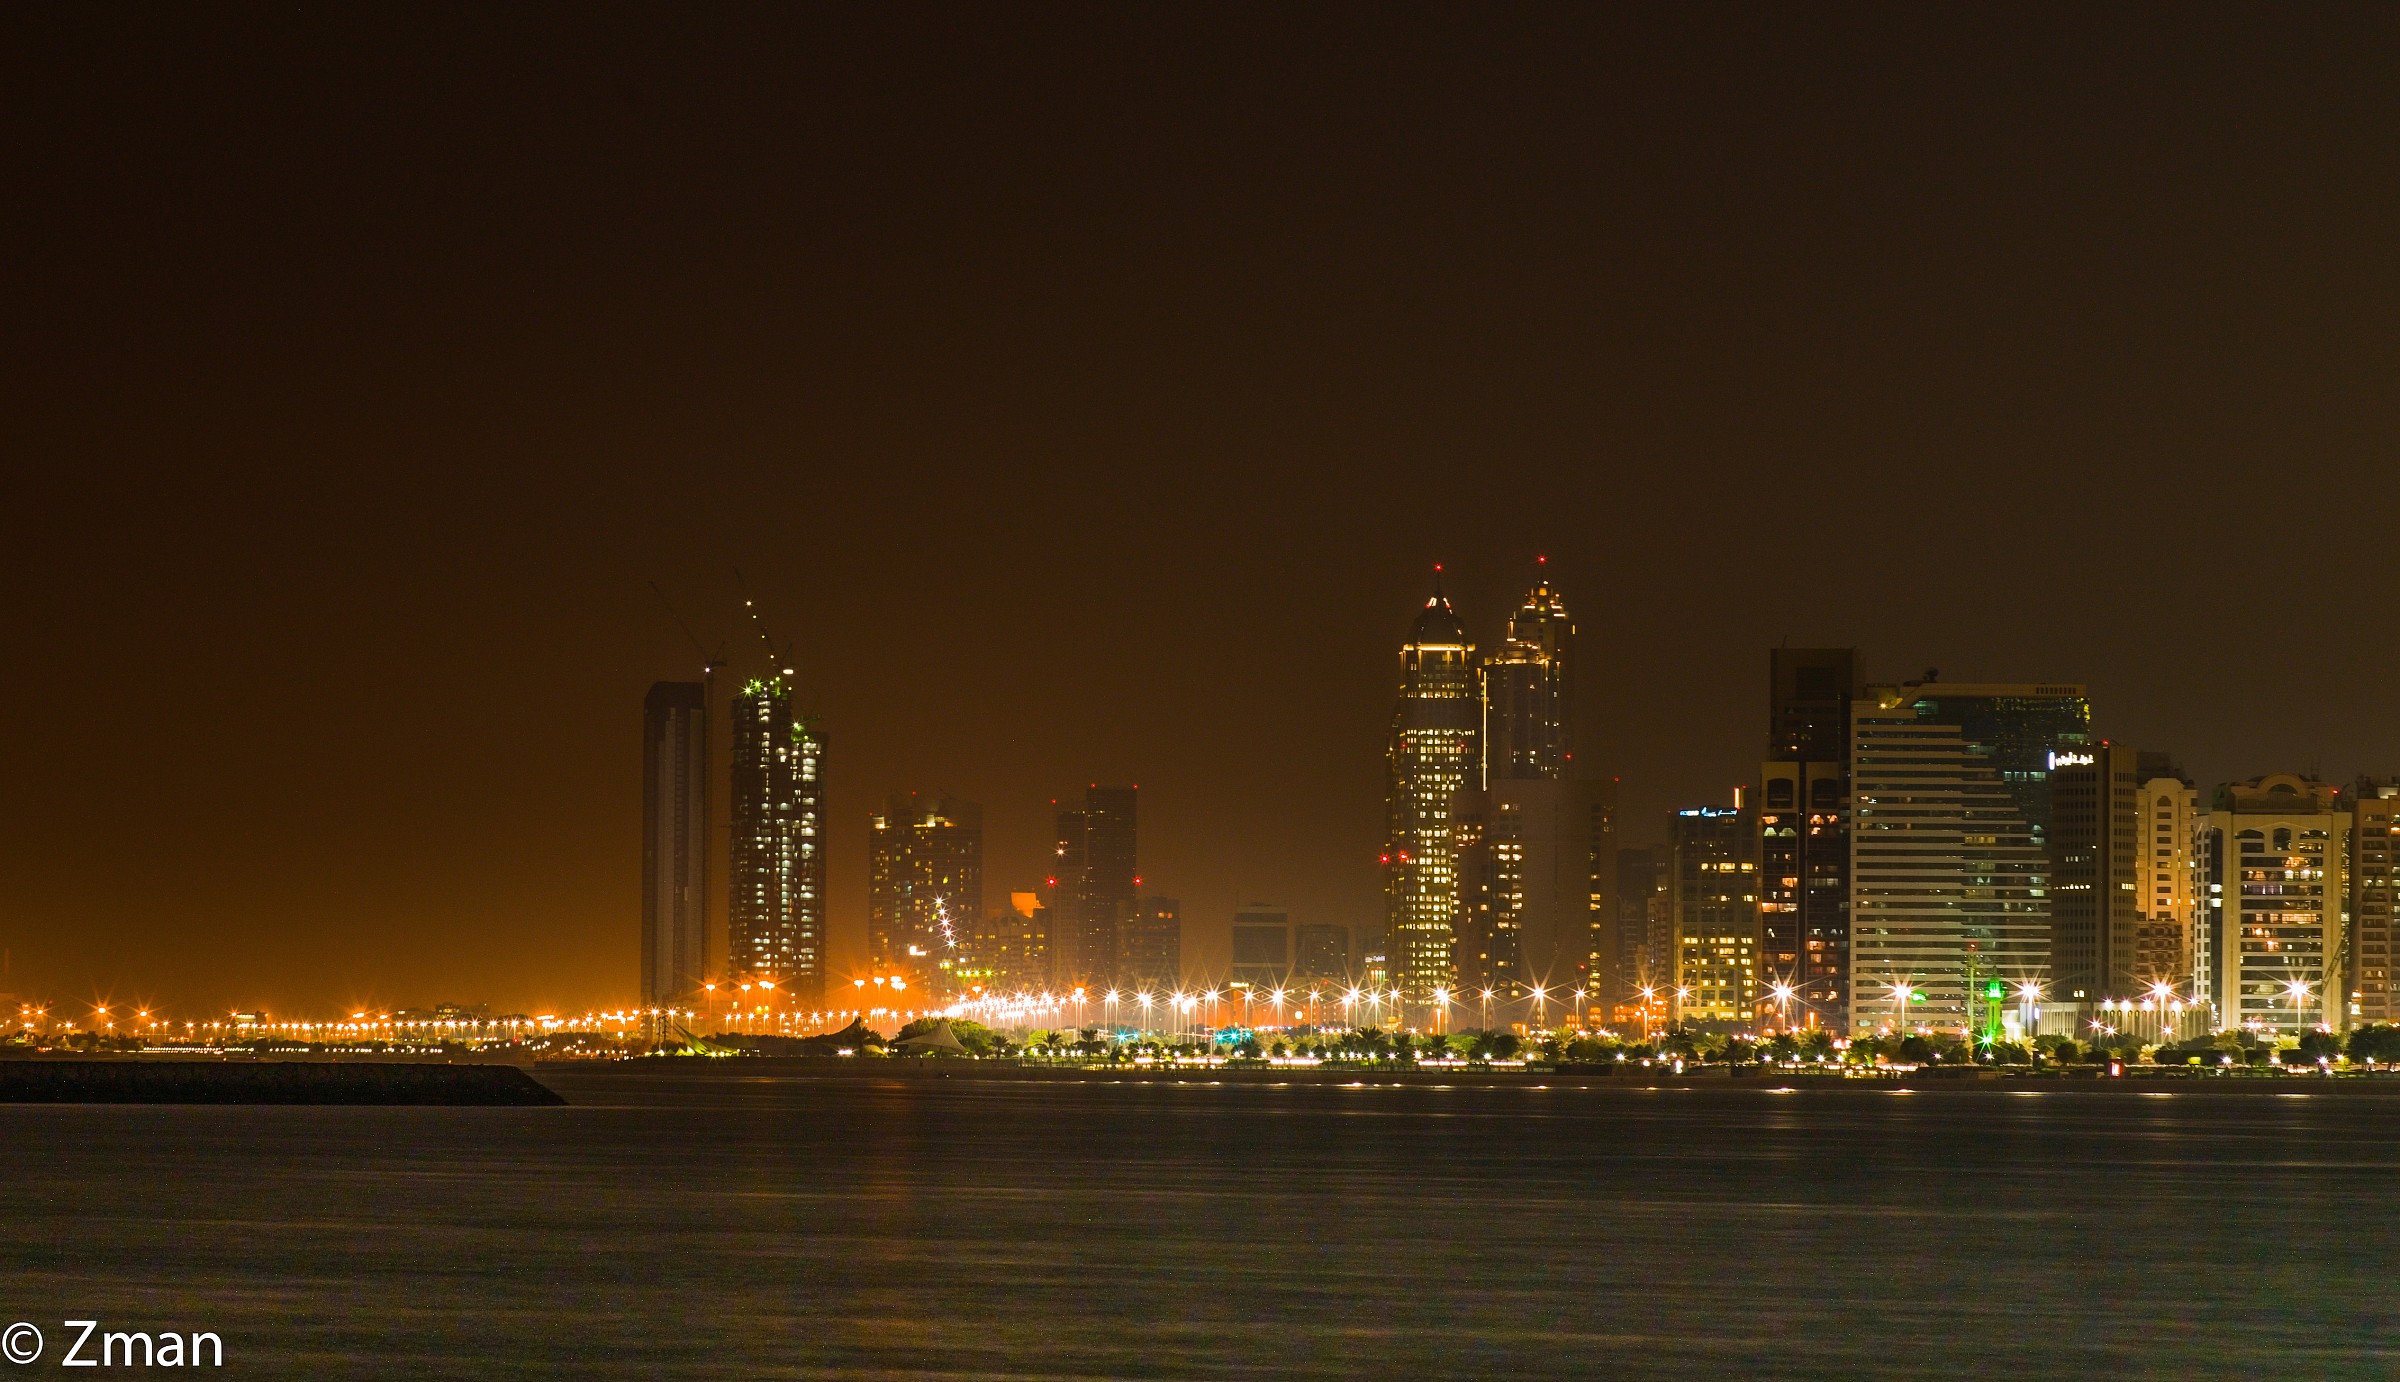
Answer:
1890;982;1916;1034
1769;981;1796;1033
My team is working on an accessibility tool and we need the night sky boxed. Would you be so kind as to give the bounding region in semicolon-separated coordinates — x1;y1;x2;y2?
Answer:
7;6;2399;1016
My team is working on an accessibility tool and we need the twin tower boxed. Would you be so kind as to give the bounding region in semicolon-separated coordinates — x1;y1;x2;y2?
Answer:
1383;562;1616;1009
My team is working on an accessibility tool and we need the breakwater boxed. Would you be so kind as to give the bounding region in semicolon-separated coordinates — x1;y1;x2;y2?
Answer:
0;1060;564;1105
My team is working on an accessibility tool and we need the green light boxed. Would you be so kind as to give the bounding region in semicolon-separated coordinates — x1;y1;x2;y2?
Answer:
1985;982;2003;1000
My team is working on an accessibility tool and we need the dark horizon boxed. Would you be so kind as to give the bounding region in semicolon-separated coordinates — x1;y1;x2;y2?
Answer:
9;6;2400;1015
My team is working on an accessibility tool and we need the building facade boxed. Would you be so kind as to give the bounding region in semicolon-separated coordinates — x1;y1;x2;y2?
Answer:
964;892;1051;996
2135;764;2205;1006
1868;679;2094;849
1294;923;1350;986
1385;582;1479;1000
1454;778;1615;1005
1483;563;1573;782
867;794;984;996
727;676;827;1005
2354;782;2400;1025
1231;906;1291;990
640;681;709;1018
1049;786;1139;990
2205;775;2348;1036
2045;743;2144;1016
1758;647;1861;1032
1670;801;1759;1032
1120;897;1182;991
1848;707;2050;1035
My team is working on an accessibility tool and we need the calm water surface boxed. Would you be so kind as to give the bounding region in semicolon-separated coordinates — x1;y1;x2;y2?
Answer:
1;1072;2393;1378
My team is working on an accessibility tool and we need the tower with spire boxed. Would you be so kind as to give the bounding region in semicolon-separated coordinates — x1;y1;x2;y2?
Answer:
1384;568;1479;1002
1483;556;1575;781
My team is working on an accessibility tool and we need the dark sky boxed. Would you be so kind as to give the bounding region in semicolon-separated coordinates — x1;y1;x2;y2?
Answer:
7;5;2399;1017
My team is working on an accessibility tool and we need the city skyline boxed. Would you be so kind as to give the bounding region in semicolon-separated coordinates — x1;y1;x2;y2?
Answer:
12;9;2400;1017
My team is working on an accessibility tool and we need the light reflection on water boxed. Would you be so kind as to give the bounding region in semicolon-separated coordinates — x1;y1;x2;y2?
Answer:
1;1073;2395;1379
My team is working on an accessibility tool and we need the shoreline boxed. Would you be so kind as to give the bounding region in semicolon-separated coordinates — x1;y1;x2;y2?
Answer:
530;1056;2400;1095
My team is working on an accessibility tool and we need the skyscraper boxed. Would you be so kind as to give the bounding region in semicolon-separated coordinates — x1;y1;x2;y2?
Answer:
2045;743;2144;1012
1453;779;1616;1002
1613;846;1671;1011
1484;561;1573;781
1050;785;1139;989
867;793;983;995
1848;707;2050;1035
966;891;1050;995
1293;923;1350;986
1385;578;1479;1000
1670;799;1759;1032
1868;678;2094;848
1758;647;1860;1031
640;681;708;1019
2353;781;2399;1025
1230;905;1291;990
1121;897;1182;990
2135;757;2203;1004
728;676;827;1005
2205;774;2348;1036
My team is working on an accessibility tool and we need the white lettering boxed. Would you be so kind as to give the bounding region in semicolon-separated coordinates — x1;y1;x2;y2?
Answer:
61;1319;97;1367
192;1331;224;1367
104;1332;153;1367
157;1333;183;1367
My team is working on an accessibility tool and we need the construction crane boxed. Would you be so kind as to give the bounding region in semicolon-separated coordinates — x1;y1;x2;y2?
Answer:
730;566;795;680
648;581;727;689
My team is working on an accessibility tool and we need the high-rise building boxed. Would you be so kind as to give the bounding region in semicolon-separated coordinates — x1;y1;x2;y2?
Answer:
2353;781;2400;1025
1484;562;1573;782
1050;786;1139;989
2045;743;2143;1014
965;892;1051;995
1294;923;1350;986
1670;799;1759;1032
1121;897;1182;990
1848;706;2050;1035
1385;579;1479;1000
2135;759;2204;1003
1613;845;1670;1009
728;677;827;1005
1758;648;1861;1031
1230;906;1291;991
640;682;709;1018
2205;774;2348;1036
1453;779;1616;1003
2046;745;2201;1029
1867;678;2094;848
867;794;984;995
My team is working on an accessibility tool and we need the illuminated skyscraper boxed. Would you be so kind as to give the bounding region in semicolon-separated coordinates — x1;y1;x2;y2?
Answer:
1671;799;1759;1032
1758;647;1860;1031
1122;897;1182;989
1867;678;2094;849
2046;744;2196;1025
728;676;827;1005
1453;779;1615;1003
2204;774;2347;1036
1848;707;2049;1035
1484;561;1574;781
1385;576;1478;1000
867;793;983;995
640;681;708;1017
1049;785;1139;989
